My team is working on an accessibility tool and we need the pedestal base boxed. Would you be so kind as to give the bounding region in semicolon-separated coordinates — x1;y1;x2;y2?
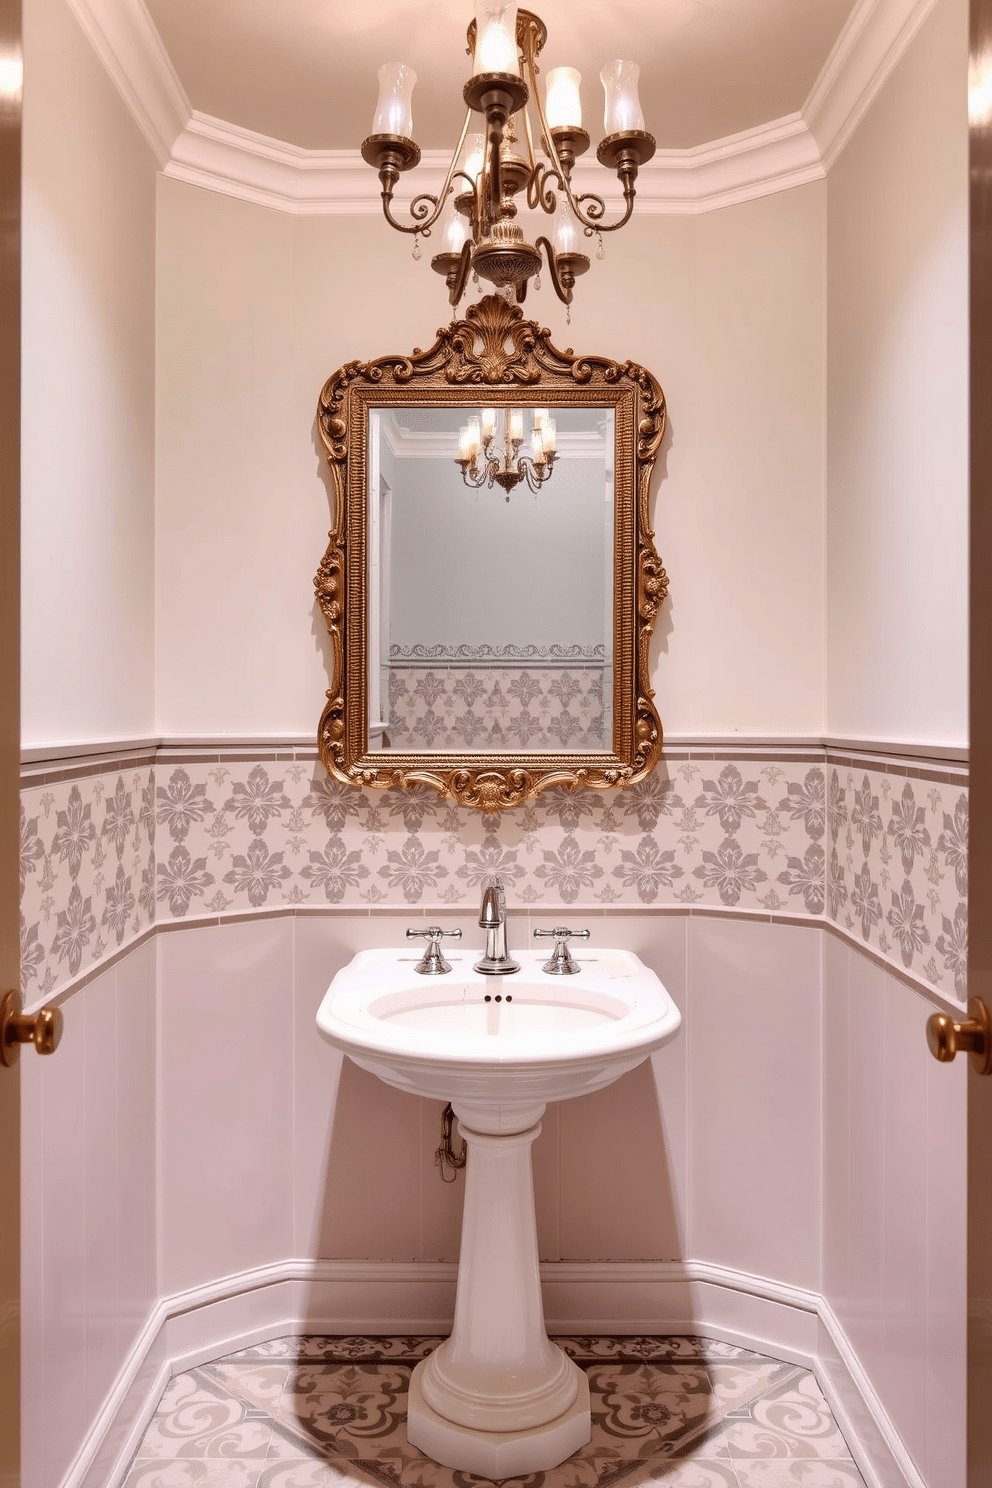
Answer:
407;1356;591;1476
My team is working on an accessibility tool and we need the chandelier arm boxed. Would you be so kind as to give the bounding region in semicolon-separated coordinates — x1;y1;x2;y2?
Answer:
523;42;638;236
528;161;559;215
377;106;474;237
380;189;443;234
520;458;549;494
457;460;487;490
573;186;636;234
534;236;573;306
519;80;539;176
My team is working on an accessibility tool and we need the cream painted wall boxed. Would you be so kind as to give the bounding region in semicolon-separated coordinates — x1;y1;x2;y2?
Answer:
21;0;157;749
155;181;826;739
826;0;968;746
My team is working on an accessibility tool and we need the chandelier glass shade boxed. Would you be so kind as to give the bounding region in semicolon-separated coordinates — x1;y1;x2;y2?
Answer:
360;2;655;310
456;407;557;498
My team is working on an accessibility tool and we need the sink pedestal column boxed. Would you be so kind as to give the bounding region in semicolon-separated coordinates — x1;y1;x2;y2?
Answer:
407;1099;590;1476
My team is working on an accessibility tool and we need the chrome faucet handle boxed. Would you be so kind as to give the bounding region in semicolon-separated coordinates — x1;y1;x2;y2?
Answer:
534;927;590;976
407;926;462;976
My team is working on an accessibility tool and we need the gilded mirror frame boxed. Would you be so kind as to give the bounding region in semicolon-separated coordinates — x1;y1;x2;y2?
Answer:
314;294;668;813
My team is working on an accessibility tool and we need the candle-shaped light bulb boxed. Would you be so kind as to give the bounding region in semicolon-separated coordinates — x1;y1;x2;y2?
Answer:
459;131;486;186
481;407;497;443
533;408;549;431
473;0;519;75
372;62;418;138
545;67;582;129
466;417;481;459
541;418;556;455
459;424;473;461
443;206;468;254
600;59;644;134
552;196;578;256
531;426;546;465
509;409;523;443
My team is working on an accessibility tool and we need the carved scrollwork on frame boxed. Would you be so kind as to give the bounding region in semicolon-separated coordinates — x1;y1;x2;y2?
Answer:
313;293;668;812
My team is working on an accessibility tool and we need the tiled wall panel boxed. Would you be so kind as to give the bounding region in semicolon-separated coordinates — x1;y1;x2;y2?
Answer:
20;744;969;1009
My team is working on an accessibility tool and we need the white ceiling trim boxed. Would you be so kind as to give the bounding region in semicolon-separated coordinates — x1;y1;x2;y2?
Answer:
64;0;188;166
71;0;936;215
162;110;824;218
804;0;940;169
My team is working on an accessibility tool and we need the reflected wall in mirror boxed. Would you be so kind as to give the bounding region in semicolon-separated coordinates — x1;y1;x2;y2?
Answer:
368;404;615;754
314;295;668;813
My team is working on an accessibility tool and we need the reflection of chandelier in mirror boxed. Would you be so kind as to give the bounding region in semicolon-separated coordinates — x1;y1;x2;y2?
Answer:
360;1;655;313
456;407;557;497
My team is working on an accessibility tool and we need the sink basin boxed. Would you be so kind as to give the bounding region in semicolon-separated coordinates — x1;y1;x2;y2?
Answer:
316;943;680;1478
317;946;681;1127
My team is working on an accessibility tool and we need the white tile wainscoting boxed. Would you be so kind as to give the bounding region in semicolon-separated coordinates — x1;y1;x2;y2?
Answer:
19;740;967;1488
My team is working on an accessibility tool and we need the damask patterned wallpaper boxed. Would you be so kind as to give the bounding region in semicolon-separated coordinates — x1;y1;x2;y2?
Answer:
19;745;968;1007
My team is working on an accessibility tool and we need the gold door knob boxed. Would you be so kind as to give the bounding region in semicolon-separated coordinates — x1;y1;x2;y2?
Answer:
0;988;63;1067
926;996;992;1075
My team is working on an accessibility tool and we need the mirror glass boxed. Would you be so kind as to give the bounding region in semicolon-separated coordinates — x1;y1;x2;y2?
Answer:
366;404;615;754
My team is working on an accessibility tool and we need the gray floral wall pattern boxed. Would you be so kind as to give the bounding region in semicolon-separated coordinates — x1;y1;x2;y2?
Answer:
386;667;608;751
19;747;967;1006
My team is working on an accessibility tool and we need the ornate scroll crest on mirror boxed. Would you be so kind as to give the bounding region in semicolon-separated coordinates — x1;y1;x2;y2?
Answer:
314;294;668;813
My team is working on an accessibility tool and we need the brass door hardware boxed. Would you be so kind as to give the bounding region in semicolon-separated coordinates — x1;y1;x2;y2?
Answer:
926;997;992;1075
0;989;63;1067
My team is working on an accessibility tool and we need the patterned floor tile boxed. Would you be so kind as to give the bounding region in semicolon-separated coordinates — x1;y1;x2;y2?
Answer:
126;1370;274;1462
723;1375;862;1462
123;1338;868;1488
589;1362;724;1459
725;1465;867;1488
705;1364;808;1419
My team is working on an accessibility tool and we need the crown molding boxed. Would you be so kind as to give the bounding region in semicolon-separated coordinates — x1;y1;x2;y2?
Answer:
77;0;935;212
162;109;824;217
804;0;940;170
64;0;189;165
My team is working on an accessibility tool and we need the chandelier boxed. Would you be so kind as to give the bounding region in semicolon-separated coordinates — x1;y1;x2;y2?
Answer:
360;1;655;312
456;406;556;497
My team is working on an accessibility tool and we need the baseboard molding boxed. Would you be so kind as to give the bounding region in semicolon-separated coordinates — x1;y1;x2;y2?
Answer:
61;1259;922;1488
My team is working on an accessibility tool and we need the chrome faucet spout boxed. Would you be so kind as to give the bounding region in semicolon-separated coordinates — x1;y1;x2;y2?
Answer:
474;877;521;976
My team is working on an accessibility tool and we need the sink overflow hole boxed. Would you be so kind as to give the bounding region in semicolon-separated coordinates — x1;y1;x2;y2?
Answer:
483;994;512;1002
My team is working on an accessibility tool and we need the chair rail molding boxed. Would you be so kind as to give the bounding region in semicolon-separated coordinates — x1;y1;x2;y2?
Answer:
65;0;939;214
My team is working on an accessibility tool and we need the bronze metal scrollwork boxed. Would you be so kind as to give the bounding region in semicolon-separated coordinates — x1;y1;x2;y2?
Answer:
313;294;668;812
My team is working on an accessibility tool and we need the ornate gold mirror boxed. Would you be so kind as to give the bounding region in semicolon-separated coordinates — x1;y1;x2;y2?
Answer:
314;295;668;812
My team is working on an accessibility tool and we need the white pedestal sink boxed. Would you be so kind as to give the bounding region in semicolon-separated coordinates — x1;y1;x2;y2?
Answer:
316;945;681;1477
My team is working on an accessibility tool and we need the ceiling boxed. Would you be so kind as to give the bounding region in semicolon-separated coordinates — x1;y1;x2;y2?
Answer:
143;0;859;154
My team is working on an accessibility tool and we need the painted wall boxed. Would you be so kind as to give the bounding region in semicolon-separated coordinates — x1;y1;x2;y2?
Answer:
20;0;157;750
826;0;968;746
384;439;610;653
154;181;827;740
